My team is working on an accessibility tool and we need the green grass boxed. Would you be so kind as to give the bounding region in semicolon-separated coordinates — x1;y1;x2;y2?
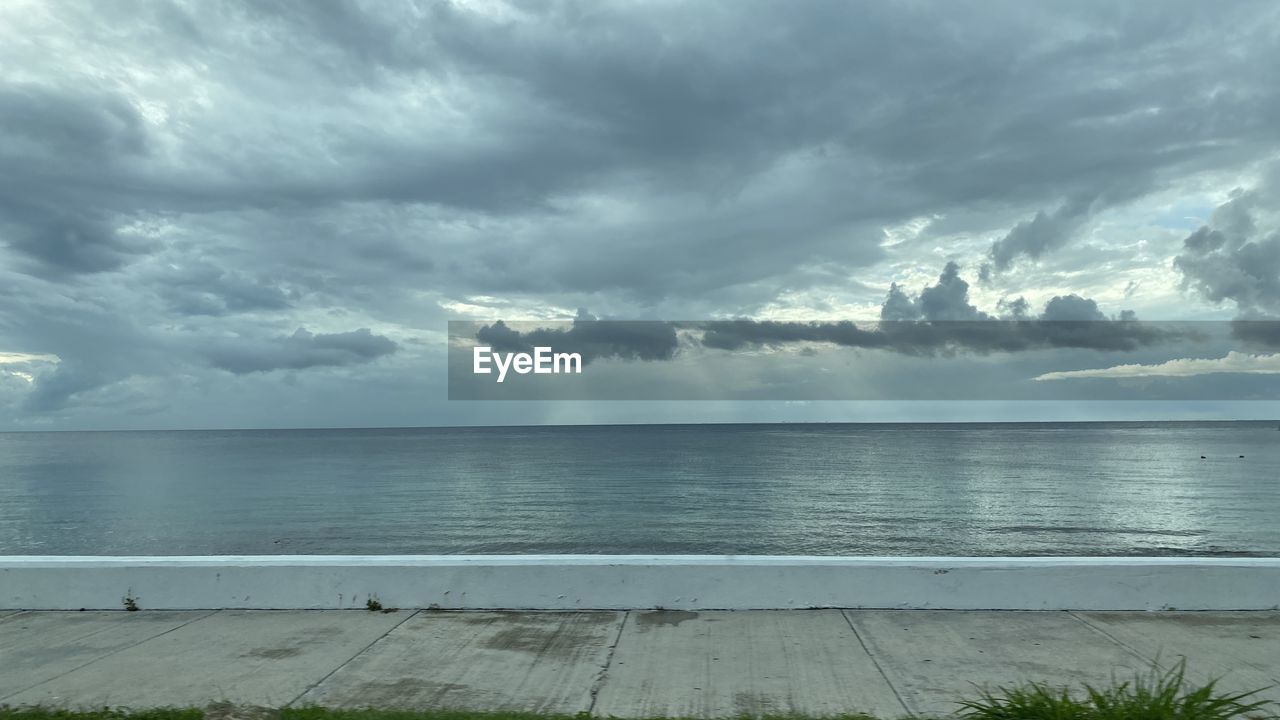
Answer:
958;661;1274;720
0;663;1273;720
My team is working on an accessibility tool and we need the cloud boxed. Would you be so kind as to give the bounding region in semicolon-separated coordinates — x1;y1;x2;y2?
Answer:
204;328;398;374
987;197;1093;273
1174;179;1280;315
0;83;147;162
0;85;152;275
1035;351;1280;381
0;351;59;365
3;1;1280;426
158;263;292;316
700;264;1171;355
1;206;152;276
473;312;678;364
21;359;114;412
0;350;58;386
911;262;992;321
1040;294;1107;321
1230;317;1280;349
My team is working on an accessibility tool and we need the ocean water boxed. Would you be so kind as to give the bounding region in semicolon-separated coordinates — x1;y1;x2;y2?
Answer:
0;422;1277;557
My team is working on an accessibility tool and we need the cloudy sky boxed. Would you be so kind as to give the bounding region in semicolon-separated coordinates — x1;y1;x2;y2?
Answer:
2;0;1279;430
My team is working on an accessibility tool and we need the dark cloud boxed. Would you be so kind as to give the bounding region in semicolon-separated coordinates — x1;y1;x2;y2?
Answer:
204;328;398;374
1174;182;1280;316
701;320;880;352
474;313;678;364
903;262;992;321
1040;294;1106;322
0;206;141;275
0;85;153;275
2;1;1279;426
0;84;147;161
159;263;293;316
996;296;1031;319
21;360;113;413
700;264;1176;355
1229;317;1280;350
880;283;920;322
987;197;1093;273
5;1;1278;293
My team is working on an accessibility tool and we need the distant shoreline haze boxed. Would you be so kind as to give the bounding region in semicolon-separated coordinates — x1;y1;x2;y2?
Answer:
3;418;1279;434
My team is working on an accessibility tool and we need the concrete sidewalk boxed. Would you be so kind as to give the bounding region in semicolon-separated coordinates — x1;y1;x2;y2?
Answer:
1;609;1277;717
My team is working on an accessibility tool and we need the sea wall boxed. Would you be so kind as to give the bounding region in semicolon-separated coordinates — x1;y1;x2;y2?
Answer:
2;555;1278;610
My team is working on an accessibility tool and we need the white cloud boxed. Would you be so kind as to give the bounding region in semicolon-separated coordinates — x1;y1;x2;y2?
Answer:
0;351;59;365
1035;351;1280;381
0;351;58;385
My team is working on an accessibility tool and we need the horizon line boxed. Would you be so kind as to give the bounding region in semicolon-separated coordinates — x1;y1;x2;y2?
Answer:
4;418;1279;434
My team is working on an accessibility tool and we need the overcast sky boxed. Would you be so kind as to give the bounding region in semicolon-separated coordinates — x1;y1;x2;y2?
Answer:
2;0;1279;430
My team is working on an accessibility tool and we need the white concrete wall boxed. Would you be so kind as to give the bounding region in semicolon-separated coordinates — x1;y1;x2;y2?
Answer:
3;555;1278;611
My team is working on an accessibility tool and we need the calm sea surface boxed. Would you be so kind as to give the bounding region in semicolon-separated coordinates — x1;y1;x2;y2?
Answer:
1;422;1278;556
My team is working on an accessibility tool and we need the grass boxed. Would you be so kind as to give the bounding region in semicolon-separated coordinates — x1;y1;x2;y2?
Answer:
957;660;1274;720
0;663;1273;720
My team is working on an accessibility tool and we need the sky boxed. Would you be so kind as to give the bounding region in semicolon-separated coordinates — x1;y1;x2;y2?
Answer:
1;0;1279;430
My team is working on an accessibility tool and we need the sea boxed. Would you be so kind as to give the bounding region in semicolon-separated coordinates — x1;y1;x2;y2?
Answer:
1;422;1277;557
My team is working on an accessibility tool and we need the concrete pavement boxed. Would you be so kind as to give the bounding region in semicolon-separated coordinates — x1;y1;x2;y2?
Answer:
1;609;1277;717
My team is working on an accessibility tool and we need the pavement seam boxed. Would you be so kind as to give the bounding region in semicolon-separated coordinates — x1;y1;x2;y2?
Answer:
1073;611;1280;691
840;609;915;719
0;609;221;703
1066;611;1164;667
283;609;421;708
0;611;30;625
586;610;629;716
